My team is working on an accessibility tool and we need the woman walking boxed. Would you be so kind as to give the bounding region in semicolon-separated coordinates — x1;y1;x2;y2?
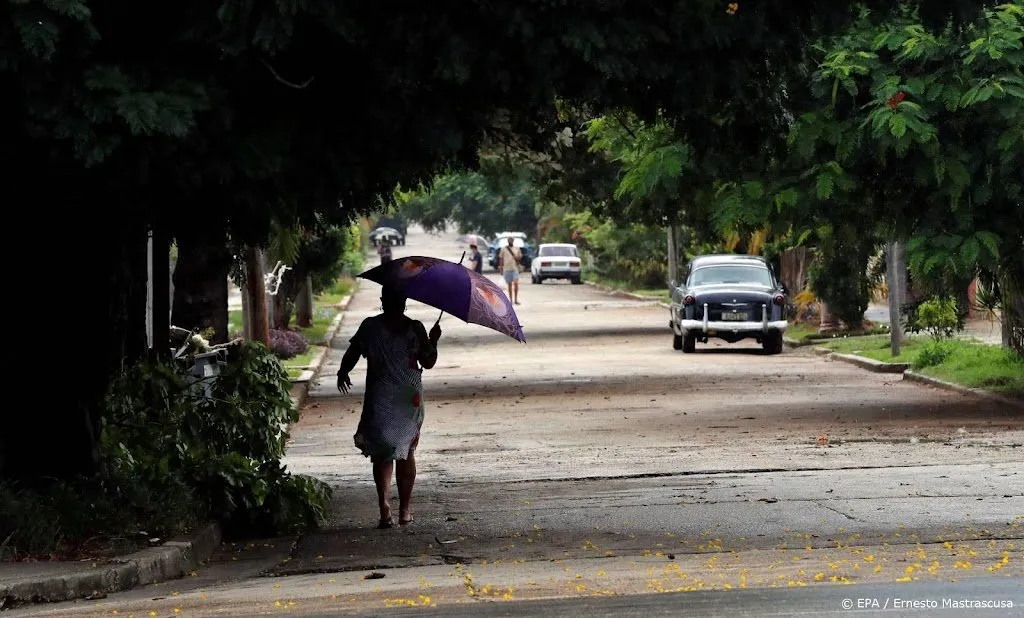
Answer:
336;287;442;528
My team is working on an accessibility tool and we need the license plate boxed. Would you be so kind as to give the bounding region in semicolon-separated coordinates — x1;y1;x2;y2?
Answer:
721;312;746;321
555;262;566;267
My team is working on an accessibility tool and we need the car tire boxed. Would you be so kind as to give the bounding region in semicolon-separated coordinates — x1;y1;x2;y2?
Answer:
571;277;582;285
531;274;541;284
682;334;696;353
672;332;683;350
762;331;783;355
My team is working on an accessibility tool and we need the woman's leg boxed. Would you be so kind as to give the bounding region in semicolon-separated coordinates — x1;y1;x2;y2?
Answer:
396;435;419;524
372;457;395;526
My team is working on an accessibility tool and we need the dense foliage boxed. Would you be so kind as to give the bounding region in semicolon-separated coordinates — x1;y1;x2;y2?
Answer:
3;342;329;557
396;172;541;237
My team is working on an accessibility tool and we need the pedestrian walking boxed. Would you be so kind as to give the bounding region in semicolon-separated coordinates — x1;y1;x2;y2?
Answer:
378;237;393;265
468;243;484;274
499;237;522;304
336;287;442;528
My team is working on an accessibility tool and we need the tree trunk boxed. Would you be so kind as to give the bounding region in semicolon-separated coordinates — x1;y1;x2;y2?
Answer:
5;221;148;483
245;247;271;346
271;266;308;330
819;302;841;333
263;253;278;329
1002;266;1023;354
241;282;252;340
779;247;810;296
171;234;231;343
296;276;314;328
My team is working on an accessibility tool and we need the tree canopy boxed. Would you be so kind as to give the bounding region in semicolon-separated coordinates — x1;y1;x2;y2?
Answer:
3;0;991;480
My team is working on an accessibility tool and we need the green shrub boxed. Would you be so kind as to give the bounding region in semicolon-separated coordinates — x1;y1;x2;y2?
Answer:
1;341;333;559
808;238;873;329
101;341;331;539
915;296;962;341
914;340;956;369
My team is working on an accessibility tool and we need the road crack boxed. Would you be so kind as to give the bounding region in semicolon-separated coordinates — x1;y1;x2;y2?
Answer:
819;501;859;521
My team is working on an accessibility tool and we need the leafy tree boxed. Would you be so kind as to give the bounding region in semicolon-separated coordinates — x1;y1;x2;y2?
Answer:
3;0;985;483
398;172;540;237
781;2;1024;346
267;222;359;330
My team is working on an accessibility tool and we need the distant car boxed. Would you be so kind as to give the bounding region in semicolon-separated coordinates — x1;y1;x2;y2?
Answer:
531;243;582;284
487;232;529;271
374;215;408;238
668;254;788;354
370;226;404;246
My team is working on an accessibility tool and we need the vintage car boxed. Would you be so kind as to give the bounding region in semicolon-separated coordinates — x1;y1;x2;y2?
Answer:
668;254;788;354
530;243;582;284
370;226;404;246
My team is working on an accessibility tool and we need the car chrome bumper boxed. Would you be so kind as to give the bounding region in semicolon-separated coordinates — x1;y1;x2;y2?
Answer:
680;319;788;333
536;269;580;276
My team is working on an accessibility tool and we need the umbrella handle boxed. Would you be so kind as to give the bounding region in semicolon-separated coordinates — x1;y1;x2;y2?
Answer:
435;251;468;326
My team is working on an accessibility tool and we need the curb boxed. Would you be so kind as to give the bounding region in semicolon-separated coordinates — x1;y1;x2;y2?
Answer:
289;284;359;411
812;347;909;373
811;346;1023;409
0;523;221;608
903;371;1024;410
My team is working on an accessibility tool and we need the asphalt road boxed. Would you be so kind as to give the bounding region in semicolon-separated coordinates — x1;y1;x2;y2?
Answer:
15;225;1023;617
264;577;1024;617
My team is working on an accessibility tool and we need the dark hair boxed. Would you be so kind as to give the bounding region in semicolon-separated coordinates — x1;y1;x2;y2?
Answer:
469;244;477;249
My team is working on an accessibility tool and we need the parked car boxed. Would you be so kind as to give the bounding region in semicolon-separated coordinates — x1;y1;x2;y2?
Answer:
370;226;404;246
487;232;529;271
374;215;408;238
530;243;582;284
668;254;788;354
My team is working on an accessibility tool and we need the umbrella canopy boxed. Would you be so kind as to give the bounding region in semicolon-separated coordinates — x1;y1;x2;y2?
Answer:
463;234;488;248
358;256;526;342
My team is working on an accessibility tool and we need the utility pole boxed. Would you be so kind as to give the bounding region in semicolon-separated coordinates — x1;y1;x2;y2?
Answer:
145;228;171;357
151;228;171;357
886;240;907;356
667;225;679;288
146;231;153;350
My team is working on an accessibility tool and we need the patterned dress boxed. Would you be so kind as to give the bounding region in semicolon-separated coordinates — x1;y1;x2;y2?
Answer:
350;315;427;461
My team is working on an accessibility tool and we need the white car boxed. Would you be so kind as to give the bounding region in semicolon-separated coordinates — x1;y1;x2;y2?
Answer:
530;243;582;284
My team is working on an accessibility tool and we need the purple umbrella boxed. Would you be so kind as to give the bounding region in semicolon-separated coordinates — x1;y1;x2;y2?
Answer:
357;255;526;343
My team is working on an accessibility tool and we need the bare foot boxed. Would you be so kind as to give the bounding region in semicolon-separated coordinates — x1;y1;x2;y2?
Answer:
399;510;414;525
378;505;393;528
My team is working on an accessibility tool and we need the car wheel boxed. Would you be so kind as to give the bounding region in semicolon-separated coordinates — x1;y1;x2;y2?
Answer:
682;334;696;353
531;274;540;284
762;331;783;355
672;332;683;350
571;277;582;285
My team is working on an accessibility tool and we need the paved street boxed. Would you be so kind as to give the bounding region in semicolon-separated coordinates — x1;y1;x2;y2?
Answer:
16;226;1023;617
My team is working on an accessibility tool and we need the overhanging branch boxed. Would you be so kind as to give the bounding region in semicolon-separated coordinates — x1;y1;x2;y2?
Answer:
258;57;314;89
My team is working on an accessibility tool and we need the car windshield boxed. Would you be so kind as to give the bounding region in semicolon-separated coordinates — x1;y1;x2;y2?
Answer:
689;265;773;287
540;246;577;257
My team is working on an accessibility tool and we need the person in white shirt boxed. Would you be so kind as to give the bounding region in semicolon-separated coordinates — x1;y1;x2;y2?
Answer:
498;237;522;304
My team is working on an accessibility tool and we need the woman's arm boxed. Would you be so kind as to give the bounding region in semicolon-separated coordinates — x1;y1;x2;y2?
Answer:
336;325;366;393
